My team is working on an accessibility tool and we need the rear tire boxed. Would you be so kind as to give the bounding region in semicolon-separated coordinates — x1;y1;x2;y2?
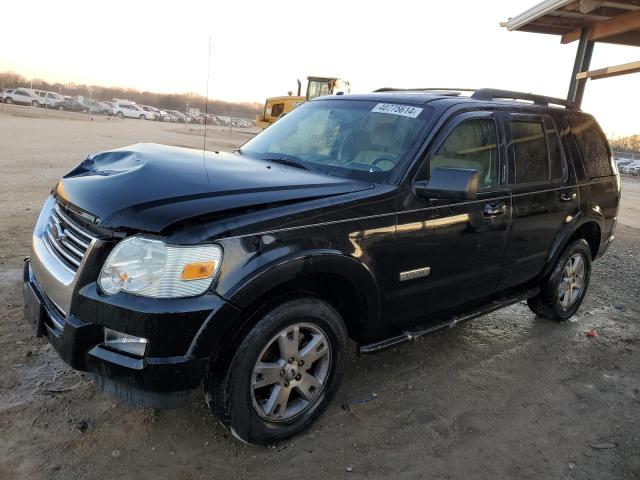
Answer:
527;239;592;321
205;298;348;444
117;111;124;118
32;100;40;107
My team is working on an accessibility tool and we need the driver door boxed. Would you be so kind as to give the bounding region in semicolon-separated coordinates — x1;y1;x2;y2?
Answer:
389;111;512;325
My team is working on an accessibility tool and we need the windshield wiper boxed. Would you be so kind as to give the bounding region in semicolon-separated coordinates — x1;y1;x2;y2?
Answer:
263;157;315;172
234;148;245;156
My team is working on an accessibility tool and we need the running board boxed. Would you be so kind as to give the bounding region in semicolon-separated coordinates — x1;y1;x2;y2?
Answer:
357;287;540;355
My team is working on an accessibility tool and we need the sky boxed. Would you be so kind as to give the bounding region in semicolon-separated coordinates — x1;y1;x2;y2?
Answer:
1;0;638;135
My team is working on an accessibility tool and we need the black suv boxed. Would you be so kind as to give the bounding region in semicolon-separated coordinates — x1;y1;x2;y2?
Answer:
23;88;620;444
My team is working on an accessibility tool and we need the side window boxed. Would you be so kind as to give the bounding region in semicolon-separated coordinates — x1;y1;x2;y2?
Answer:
568;116;612;178
430;118;499;190
16;90;27;96
271;103;284;118
510;120;548;184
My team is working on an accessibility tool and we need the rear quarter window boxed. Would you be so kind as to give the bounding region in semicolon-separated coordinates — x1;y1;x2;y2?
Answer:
568;116;612;178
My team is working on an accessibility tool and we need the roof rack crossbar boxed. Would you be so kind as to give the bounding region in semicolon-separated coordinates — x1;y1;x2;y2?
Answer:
471;88;578;109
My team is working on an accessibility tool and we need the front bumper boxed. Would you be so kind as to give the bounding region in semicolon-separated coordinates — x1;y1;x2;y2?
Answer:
23;259;241;408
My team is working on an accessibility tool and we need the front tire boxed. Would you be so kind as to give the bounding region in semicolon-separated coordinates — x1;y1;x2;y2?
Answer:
205;298;348;444
527;239;592;321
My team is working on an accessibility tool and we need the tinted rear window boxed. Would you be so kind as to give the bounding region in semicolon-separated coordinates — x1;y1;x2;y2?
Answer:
568;116;612;178
510;120;549;183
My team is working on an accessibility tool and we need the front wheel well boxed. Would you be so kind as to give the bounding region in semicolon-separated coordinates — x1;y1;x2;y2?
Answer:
211;273;368;366
569;222;601;258
246;273;368;342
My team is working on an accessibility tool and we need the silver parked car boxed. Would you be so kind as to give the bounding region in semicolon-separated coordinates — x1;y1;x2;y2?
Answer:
2;88;41;106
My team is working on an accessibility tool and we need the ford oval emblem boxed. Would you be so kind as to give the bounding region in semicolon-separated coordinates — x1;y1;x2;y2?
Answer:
51;223;67;242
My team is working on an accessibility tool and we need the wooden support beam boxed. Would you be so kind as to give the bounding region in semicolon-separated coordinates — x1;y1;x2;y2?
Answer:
562;9;640;43
576;60;640;80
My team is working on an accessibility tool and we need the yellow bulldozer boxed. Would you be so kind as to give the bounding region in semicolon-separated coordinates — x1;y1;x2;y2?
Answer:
256;76;350;129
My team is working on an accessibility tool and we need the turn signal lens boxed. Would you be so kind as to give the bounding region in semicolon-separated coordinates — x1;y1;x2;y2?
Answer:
181;261;216;281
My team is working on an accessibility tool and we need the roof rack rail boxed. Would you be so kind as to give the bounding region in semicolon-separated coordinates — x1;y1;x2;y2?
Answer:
373;87;579;110
373;87;475;95
471;88;578;110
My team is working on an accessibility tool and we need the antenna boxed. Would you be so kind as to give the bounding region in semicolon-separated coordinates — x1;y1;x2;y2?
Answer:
203;36;212;152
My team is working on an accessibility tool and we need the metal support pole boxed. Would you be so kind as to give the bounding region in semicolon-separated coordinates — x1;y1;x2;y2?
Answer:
574;41;594;107
567;28;594;107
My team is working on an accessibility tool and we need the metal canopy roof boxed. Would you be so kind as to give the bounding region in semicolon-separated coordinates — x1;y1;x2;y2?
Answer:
503;0;640;47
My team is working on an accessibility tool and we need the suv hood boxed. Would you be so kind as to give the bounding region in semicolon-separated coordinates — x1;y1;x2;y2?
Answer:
55;143;369;233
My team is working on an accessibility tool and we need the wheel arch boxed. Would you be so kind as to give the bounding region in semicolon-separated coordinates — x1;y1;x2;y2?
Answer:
544;214;602;278
192;252;380;363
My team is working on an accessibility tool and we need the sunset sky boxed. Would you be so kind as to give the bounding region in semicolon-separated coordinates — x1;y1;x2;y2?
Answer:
1;0;638;135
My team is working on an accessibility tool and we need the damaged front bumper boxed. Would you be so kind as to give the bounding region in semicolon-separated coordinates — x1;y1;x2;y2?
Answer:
23;259;240;409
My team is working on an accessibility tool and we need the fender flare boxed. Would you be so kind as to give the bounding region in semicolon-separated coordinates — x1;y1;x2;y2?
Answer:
543;211;604;278
189;251;382;359
227;250;381;328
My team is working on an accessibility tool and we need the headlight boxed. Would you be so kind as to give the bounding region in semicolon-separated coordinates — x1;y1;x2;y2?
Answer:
98;236;222;298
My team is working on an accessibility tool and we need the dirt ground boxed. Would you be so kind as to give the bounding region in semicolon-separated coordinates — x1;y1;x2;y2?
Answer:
0;106;638;480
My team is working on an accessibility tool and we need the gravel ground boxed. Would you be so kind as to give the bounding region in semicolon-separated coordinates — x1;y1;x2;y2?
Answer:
0;106;638;479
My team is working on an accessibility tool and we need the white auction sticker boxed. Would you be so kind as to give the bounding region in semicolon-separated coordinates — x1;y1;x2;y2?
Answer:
371;103;423;118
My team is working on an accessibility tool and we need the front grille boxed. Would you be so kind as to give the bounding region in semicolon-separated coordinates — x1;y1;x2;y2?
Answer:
32;274;66;331
44;203;97;272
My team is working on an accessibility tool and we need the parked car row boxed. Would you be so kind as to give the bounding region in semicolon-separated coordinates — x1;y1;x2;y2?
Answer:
616;158;640;175
2;88;105;114
2;89;255;127
188;113;253;127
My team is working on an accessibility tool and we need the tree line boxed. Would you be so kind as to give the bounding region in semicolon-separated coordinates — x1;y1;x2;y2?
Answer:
609;135;640;155
0;71;261;118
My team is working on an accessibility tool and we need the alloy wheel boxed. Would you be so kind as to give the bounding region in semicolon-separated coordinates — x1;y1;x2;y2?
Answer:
250;323;331;422
557;253;586;309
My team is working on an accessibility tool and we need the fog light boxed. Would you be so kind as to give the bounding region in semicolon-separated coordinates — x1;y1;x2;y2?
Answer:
104;328;149;357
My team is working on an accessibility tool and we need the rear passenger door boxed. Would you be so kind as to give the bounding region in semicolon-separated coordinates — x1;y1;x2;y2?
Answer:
498;113;576;289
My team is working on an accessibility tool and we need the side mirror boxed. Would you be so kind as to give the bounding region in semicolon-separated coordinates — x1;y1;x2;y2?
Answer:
414;167;478;201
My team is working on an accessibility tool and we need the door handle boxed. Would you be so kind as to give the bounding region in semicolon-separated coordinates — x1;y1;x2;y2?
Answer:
560;192;577;202
483;202;507;217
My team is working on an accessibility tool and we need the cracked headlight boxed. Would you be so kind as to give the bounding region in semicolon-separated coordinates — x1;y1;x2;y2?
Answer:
98;236;222;298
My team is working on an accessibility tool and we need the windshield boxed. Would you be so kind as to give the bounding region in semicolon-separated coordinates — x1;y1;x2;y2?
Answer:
241;99;431;183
